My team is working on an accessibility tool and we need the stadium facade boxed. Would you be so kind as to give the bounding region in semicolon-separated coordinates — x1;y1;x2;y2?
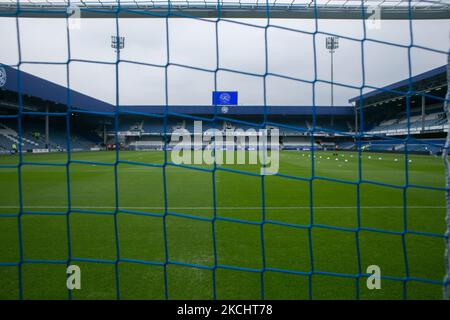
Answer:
350;65;447;154
0;64;447;155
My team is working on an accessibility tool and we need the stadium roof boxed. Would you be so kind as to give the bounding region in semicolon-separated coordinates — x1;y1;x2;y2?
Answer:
0;64;354;115
0;64;115;113
348;65;447;105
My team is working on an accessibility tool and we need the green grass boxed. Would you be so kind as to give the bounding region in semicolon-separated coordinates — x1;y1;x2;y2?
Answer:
0;150;447;300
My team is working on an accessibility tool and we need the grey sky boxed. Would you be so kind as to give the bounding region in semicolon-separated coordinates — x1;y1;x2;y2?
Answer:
0;13;448;106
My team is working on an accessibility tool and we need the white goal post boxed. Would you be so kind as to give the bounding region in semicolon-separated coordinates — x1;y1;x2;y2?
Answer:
0;0;449;19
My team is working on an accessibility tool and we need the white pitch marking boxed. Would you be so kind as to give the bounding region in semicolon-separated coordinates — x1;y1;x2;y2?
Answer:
1;205;445;210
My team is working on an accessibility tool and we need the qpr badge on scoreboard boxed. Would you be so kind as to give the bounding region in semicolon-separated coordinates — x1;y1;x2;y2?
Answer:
0;66;6;89
212;91;238;106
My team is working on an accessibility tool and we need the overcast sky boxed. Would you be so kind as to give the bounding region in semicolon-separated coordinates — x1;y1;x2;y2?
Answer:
0;13;448;106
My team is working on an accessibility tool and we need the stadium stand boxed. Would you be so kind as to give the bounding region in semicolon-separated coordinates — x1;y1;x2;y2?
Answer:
350;65;447;136
369;107;447;135
348;65;447;155
0;63;447;155
0;117;102;152
0;120;42;150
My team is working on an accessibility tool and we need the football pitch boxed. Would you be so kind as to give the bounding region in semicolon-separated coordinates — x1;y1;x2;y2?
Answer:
0;150;447;300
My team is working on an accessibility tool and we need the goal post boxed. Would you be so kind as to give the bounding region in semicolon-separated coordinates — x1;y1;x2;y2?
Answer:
1;0;450;19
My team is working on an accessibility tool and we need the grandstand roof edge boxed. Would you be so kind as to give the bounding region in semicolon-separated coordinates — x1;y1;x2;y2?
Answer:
0;64;115;112
348;65;447;104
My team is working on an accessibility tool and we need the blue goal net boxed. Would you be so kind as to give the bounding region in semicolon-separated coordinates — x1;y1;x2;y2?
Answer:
0;0;449;300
